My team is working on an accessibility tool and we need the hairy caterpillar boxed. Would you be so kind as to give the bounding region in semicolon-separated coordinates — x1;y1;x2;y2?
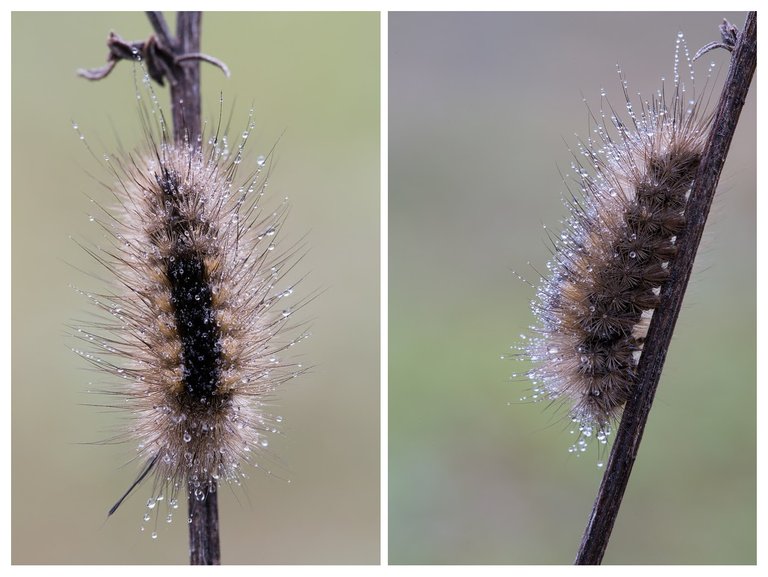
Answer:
72;76;309;531
516;33;713;452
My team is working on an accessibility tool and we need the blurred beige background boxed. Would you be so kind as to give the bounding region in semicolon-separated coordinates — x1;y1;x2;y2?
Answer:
389;12;755;564
12;12;380;564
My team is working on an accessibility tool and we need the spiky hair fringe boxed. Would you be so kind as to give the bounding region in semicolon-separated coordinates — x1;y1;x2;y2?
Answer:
515;33;715;453
72;80;310;526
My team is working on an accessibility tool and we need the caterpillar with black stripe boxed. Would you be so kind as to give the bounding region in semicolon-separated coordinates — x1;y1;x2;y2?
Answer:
72;79;308;530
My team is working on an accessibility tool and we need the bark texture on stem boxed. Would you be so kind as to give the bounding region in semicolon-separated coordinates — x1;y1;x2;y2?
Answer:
575;11;756;565
82;10;223;565
188;489;221;565
169;12;202;143
147;11;220;565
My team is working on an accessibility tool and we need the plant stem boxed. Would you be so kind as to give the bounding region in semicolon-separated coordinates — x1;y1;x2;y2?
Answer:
83;11;223;564
575;11;756;565
188;488;221;565
168;12;202;144
146;10;220;565
159;11;219;565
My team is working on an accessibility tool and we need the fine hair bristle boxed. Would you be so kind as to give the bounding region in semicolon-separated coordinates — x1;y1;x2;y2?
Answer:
517;32;713;452
72;79;309;523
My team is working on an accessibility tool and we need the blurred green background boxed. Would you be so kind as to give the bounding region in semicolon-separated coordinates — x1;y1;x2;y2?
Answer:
12;12;379;564
389;12;755;564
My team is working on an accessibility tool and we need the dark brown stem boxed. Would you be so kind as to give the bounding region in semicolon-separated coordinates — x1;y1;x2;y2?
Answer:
166;11;202;143
151;11;221;565
81;10;222;565
145;11;174;49
188;488;221;565
574;12;756;564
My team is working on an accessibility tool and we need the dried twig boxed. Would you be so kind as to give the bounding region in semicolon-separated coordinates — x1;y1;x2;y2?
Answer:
155;12;220;565
80;11;226;565
575;11;756;565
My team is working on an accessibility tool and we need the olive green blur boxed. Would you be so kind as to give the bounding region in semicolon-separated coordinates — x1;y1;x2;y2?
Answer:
12;12;380;564
389;12;755;564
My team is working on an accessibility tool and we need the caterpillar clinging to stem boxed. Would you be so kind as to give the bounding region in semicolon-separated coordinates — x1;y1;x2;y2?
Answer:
519;31;712;453
73;12;309;564
514;13;756;564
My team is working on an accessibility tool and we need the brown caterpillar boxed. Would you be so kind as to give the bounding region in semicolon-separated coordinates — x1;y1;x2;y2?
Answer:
517;33;713;453
72;81;309;531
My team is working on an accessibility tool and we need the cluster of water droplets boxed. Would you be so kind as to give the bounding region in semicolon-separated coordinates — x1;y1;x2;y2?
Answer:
140;493;180;539
567;419;611;465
